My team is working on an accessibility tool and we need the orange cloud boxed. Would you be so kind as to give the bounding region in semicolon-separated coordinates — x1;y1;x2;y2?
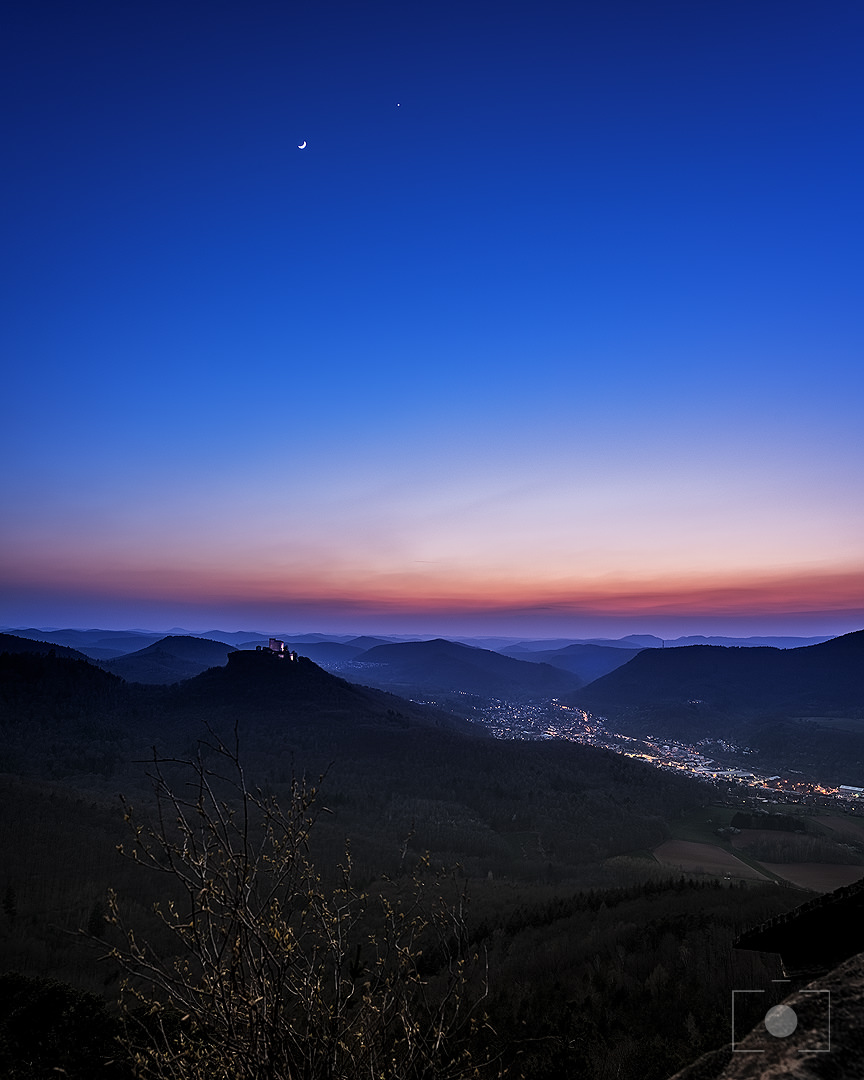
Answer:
32;563;859;618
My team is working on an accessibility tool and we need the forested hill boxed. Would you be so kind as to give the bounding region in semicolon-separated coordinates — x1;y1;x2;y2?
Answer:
97;634;237;684
0;635;804;1080
500;642;642;682
0;638;709;884
167;648;478;736
350;637;582;699
575;629;864;715
0;632;88;662
0;642;478;767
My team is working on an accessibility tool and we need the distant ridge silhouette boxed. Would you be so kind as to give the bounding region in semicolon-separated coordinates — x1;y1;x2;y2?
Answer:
350;637;582;699
576;629;864;713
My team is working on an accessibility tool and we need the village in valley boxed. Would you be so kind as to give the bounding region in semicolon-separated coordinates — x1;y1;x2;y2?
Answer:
418;695;864;815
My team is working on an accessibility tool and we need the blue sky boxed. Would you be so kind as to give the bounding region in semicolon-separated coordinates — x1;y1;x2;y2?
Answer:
2;0;863;636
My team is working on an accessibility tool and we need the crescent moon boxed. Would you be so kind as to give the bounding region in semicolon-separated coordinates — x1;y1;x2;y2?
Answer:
298;141;307;149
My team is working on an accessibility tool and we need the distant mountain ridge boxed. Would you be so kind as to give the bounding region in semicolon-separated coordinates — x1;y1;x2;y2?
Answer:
2;625;833;660
506;633;831;651
500;643;642;682
0;632;89;662
575;629;864;714
1;627;164;659
660;634;831;649
175;648;478;736
349;637;582;700
98;635;238;684
280;640;366;665
0;635;480;758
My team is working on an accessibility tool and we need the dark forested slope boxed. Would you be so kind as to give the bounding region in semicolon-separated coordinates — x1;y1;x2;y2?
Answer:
0;636;811;1080
568;630;864;783
575;629;864;715
350;637;582;699
0;632;88;662
97;634;237;684
502;642;641;682
0;642;705;880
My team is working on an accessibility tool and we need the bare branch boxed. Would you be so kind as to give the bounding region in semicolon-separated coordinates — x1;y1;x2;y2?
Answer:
91;732;503;1080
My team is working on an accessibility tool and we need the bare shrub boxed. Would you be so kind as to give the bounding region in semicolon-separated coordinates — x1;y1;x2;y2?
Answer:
98;728;501;1080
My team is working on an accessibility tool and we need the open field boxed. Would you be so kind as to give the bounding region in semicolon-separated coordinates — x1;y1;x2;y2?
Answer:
653;807;864;892
652;839;770;881
757;863;864;893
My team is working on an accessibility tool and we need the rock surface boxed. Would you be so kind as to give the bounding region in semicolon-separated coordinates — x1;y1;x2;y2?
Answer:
669;951;864;1079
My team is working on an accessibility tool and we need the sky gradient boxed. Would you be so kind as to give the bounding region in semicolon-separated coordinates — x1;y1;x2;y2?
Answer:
2;0;863;638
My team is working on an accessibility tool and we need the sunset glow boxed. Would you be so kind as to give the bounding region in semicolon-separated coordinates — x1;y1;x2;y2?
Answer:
2;1;862;639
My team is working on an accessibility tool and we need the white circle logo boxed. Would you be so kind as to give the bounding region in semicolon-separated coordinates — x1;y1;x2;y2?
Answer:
764;1004;798;1038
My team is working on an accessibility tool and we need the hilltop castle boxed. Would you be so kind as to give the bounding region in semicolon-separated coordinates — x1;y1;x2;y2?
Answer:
255;638;298;661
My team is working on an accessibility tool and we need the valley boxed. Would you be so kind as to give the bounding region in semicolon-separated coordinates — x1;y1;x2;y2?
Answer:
1;627;863;1079
410;692;864;815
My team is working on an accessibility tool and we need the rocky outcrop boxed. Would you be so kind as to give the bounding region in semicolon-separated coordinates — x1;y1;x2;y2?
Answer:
669;951;864;1079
